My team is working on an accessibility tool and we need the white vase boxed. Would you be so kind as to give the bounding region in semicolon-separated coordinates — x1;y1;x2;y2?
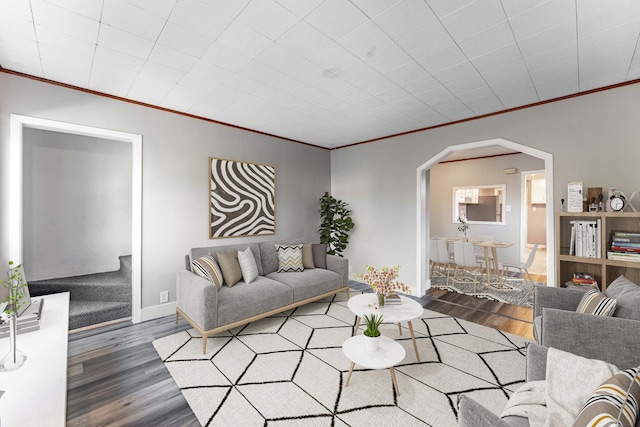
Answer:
0;313;28;372
363;334;380;352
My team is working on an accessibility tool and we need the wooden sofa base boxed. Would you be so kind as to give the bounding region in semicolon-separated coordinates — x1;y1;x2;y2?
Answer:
176;286;351;354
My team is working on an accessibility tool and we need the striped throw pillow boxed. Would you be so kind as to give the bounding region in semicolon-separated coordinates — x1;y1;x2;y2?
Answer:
572;367;640;427
275;244;304;273
576;289;617;317
191;255;223;289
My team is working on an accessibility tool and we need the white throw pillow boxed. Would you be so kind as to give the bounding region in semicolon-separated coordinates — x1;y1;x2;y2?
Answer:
238;247;259;284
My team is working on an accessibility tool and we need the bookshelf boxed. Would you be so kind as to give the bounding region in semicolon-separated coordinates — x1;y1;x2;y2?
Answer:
556;212;640;290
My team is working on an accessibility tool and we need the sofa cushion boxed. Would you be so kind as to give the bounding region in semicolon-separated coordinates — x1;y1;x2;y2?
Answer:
312;243;327;269
572;367;640;427
266;269;344;302
191;243;263;276
275;244;304;272
238;247;259;284
216;277;294;327
302;243;315;269
605;275;640;321
218;252;242;287
191;255;224;289
576;289;616;317
258;238;306;275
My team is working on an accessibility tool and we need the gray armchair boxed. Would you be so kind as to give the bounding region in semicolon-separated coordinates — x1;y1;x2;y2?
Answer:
458;276;640;426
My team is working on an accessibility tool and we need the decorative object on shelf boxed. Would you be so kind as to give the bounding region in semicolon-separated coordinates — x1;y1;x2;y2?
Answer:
318;192;354;257
598;194;605;212
561;198;566;212
354;265;412;308
627;191;640;213
457;216;470;240
589;197;598;212
209;157;276;239
0;261;29;372
568;182;583;212
606;187;616;212
609;191;626;212
362;313;383;352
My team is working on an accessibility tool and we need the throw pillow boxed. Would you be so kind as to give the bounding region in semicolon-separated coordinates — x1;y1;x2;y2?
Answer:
217;252;242;287
576;289;617;317
191;255;223;290
572;367;640;427
605;275;640;320
312;243;328;269
275;244;304;272
237;247;259;284
302;243;315;269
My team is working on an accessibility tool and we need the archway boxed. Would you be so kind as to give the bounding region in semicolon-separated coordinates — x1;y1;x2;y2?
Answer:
416;138;554;295
9;114;143;323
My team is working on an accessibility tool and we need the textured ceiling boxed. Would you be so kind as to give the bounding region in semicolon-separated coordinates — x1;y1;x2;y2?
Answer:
1;0;639;148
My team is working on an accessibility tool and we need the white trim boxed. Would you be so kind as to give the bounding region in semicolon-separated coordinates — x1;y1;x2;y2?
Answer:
9;114;143;323
140;302;177;322
416;138;555;295
521;170;545;261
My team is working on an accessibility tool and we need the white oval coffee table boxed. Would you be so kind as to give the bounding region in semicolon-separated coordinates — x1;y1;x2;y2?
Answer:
342;334;406;395
347;293;423;361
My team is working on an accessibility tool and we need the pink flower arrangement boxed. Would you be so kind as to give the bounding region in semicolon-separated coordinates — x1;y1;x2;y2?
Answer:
355;265;412;296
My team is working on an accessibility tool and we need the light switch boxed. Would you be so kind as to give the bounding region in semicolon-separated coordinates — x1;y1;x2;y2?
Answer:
506;205;511;212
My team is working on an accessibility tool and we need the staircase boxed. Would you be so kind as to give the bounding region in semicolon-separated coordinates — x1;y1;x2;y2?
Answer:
28;255;132;330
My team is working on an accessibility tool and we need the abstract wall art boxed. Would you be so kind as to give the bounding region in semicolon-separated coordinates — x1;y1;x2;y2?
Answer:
209;157;276;238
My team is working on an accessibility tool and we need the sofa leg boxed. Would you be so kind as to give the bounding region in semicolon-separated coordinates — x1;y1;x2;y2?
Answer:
202;336;207;354
175;310;179;324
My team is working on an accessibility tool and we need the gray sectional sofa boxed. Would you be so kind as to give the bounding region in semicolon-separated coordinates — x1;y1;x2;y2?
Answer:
176;238;349;353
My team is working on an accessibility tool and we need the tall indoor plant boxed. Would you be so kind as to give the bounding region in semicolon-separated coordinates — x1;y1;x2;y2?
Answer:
0;261;28;372
318;191;355;257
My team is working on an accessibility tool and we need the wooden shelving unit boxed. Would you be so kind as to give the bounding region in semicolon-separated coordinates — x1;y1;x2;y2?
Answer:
556;211;640;290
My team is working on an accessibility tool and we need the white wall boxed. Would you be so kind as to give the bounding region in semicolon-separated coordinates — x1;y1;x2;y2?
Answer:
429;154;545;264
332;82;640;292
0;73;331;309
22;128;132;280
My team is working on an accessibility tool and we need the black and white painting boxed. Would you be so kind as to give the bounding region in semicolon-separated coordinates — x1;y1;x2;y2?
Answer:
209;158;276;238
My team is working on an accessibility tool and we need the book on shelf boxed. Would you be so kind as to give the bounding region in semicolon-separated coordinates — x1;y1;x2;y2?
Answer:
572;272;598;285
607;251;640;262
569;219;600;258
612;231;640;239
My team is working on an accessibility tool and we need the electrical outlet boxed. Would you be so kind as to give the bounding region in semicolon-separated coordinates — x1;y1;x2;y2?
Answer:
160;291;169;303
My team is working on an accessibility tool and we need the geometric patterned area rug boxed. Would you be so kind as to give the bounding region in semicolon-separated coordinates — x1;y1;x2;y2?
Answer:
153;292;530;426
430;274;538;308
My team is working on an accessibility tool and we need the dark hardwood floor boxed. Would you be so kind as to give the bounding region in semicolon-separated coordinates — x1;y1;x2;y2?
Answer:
66;289;533;426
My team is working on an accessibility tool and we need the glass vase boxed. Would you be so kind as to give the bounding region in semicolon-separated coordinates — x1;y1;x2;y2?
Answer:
377;293;385;307
0;306;27;372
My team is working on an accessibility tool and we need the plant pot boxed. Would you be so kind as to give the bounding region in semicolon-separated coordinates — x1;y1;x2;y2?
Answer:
0;313;27;372
363;334;380;352
377;293;385;307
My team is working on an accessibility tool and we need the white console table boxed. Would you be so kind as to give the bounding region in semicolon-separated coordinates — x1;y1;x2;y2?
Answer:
0;292;70;426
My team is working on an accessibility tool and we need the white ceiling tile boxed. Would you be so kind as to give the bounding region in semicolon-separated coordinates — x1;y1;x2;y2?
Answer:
138;60;183;84
43;0;103;20
148;44;197;72
339;60;379;86
535;73;579;100
518;21;576;58
236;0;299;41
385;61;430;85
305;0;368;40
399;74;441;94
441;0;506;41
397;22;455;59
459;86;504;114
0;13;37;41
39;43;92;71
361;42;413;74
187;60;232;83
124;0;177;20
92;46;144;74
508;0;575;41
159;85;204;111
169;0;233;40
286;60;325;85
275;0;324;19
0;0;33;20
98;23;155;60
156;21;212;58
216;21;273;59
31;0;100;43
309;43;358;73
236;61;283;85
375;86;411;104
0;49;42;75
471;43;522;73
458;21;515;59
0;34;40;58
35;26;95;58
222;73;263;94
277;21;332;58
350;0;401;18
417;44;467;74
628;36;640;80
201;44;251;72
101;0;166;41
338;20;394;60
354;74;397;96
426;0;474;19
41;60;91;86
373;0;438;41
128;75;175;104
89;69;136;97
501;0;553;18
577;0;640;37
255;44;305;73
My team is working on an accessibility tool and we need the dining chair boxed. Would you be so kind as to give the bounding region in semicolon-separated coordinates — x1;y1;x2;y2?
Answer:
474;235;494;265
429;239;452;283
452;241;485;292
501;243;539;287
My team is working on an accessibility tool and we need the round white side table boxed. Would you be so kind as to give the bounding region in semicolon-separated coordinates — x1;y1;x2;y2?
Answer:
342;334;406;395
347;293;423;361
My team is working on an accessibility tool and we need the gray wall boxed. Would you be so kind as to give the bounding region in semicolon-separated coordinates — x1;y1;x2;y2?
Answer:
332;82;640;291
0;72;331;309
429;154;544;263
22;128;132;281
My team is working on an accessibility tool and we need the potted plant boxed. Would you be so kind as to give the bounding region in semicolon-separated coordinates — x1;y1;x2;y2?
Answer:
362;313;383;352
354;265;412;307
0;261;28;372
318;192;355;257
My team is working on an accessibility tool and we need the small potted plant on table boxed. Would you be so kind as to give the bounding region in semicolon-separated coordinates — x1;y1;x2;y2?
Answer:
362;313;383;352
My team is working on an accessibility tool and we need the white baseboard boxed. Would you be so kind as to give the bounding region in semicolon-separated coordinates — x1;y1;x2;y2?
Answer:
140;301;177;322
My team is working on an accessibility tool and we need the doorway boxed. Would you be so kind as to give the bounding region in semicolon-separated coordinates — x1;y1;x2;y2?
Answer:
416;138;554;295
521;171;547;281
9;115;142;323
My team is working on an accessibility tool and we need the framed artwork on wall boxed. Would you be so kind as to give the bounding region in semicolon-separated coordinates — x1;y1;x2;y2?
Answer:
209;157;276;239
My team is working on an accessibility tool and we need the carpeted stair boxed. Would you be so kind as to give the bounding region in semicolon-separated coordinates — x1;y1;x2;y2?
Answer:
28;255;132;330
